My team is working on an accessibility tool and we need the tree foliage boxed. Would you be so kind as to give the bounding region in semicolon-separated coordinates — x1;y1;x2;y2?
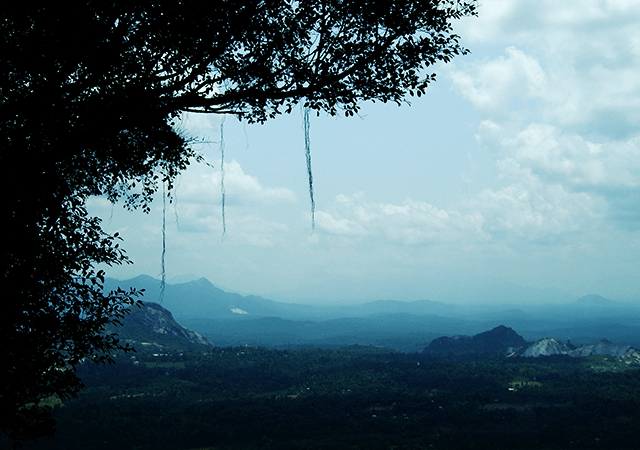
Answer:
0;0;476;443
23;346;640;450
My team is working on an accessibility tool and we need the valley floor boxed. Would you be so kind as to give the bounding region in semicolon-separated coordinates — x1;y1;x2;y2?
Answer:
12;345;640;450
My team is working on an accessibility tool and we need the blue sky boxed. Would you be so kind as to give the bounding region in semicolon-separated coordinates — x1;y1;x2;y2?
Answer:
90;1;640;304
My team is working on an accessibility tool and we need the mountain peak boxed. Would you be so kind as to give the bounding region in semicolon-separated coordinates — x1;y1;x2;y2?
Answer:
167;273;202;284
574;294;613;306
475;325;519;339
471;325;527;351
423;325;526;355
192;277;215;287
129;274;160;284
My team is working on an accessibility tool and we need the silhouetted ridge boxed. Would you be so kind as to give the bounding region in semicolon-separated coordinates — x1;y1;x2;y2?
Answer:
471;325;526;352
423;325;526;355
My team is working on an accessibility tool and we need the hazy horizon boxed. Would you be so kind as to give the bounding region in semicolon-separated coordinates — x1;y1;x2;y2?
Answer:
90;1;640;306
105;272;636;307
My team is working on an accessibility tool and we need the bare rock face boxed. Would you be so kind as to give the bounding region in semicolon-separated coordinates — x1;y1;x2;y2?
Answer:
522;338;572;357
521;337;640;359
569;339;631;357
127;302;214;348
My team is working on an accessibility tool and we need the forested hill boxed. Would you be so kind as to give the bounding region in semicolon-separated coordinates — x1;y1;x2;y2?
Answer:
423;325;527;355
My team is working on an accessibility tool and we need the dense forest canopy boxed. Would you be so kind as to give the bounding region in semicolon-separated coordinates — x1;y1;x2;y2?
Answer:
11;345;640;450
1;0;476;444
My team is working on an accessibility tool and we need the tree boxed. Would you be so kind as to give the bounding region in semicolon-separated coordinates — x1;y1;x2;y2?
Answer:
0;0;476;443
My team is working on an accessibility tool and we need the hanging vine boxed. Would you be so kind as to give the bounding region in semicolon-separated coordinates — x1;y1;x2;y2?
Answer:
160;180;167;301
220;115;227;241
156;109;312;297
303;106;315;230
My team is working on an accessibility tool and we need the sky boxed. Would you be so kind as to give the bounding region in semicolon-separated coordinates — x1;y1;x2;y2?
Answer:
89;0;640;305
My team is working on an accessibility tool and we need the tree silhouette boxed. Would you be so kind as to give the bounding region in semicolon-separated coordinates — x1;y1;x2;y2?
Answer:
1;0;476;443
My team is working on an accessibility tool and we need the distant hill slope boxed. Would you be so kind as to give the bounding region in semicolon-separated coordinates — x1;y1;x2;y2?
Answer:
104;275;316;320
109;301;215;350
105;275;640;320
423;325;526;355
573;294;617;307
103;275;467;323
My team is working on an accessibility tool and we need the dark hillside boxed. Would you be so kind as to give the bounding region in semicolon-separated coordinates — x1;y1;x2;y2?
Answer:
423;325;526;355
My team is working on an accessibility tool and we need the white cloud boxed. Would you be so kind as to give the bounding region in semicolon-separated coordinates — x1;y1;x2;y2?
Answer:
221;214;290;247
315;194;487;246
473;120;640;229
176;159;297;206
455;1;640;139
162;160;299;244
450;47;546;119
458;1;640;47
503;125;640;189
314;211;367;237
312;177;606;251
89;157;299;254
450;0;640;236
470;158;604;241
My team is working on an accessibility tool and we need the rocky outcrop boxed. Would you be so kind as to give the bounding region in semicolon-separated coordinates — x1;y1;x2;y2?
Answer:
126;301;214;348
522;338;572;357
570;339;630;357
521;337;639;359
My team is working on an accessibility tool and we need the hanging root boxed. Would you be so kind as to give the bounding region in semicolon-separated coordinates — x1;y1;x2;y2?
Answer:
304;106;315;230
173;179;181;232
160;180;166;301
220;115;227;242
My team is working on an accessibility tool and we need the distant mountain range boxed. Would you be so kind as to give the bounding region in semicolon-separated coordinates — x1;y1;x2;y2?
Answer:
116;305;640;370
105;275;316;320
422;325;640;364
266;272;578;305
104;275;640;352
